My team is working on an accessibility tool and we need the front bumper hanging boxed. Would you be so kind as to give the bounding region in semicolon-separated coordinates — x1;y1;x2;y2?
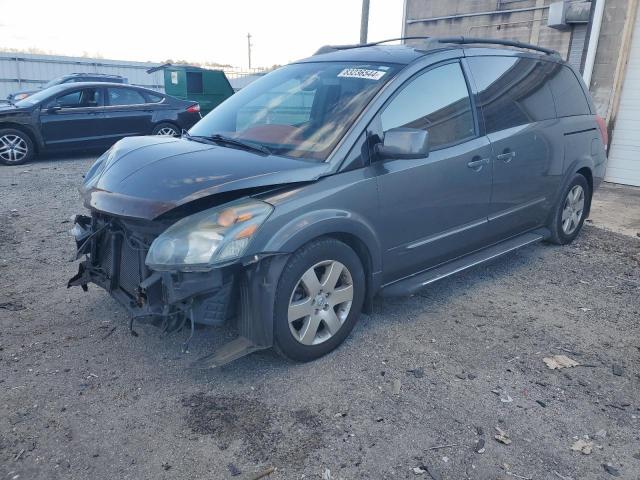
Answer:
67;213;288;366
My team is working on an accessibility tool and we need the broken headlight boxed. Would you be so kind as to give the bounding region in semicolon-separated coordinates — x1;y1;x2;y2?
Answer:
145;199;273;271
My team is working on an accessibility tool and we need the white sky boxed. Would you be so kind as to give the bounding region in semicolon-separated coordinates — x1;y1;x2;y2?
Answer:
0;0;404;69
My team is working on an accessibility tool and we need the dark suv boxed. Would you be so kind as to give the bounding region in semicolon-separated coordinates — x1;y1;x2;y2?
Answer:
7;73;126;102
69;37;608;365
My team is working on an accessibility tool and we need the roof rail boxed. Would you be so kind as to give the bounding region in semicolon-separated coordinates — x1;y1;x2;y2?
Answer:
313;36;559;57
435;36;559;56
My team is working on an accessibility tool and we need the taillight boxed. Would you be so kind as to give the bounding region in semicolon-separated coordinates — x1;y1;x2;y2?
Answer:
186;104;200;113
595;114;608;150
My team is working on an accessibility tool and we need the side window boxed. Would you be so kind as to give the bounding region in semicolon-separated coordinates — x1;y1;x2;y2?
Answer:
145;92;164;103
548;65;591;117
53;88;103;108
186;72;204;94
107;88;146;106
380;62;475;150
467;56;556;134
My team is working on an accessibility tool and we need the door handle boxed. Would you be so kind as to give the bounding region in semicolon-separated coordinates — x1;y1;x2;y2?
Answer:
467;157;490;171
497;151;516;163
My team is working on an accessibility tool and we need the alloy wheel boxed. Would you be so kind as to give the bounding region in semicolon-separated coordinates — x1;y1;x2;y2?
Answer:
156;126;178;136
0;134;28;164
561;185;585;235
288;260;354;346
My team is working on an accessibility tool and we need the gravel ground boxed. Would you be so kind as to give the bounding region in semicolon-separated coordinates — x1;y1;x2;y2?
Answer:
1;155;639;480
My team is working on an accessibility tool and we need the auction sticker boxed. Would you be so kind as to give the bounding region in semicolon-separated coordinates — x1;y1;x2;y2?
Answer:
338;68;386;80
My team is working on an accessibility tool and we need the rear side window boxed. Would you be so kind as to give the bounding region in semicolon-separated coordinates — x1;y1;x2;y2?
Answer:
548;65;591;117
467;56;556;134
145;92;164;103
107;88;146;106
380;62;475;149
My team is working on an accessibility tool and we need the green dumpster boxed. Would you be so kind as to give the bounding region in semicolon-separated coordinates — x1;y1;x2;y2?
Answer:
163;66;234;116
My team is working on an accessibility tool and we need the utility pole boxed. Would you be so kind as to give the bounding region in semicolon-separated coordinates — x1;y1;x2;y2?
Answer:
360;0;370;44
247;33;252;70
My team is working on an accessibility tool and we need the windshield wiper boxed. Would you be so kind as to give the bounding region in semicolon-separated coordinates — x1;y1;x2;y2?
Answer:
184;132;270;156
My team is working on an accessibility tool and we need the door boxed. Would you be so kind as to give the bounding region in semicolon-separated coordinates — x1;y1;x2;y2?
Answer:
466;56;562;240
39;87;107;150
606;5;640;186
103;87;154;141
371;61;494;283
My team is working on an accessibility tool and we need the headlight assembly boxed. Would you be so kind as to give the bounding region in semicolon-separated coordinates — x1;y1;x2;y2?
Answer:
145;199;273;271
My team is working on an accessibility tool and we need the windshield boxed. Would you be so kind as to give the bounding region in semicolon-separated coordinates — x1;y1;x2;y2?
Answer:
42;76;65;89
189;62;399;161
14;84;69;107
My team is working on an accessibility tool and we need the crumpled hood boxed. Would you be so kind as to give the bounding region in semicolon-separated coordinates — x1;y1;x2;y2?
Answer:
82;135;330;219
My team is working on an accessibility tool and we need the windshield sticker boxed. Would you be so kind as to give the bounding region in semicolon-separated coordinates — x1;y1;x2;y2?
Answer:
337;68;386;80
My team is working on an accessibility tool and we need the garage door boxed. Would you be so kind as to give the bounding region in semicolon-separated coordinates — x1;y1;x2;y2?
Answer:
606;7;640;186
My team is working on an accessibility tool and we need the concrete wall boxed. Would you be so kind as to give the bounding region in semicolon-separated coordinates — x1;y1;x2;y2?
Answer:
589;0;632;117
403;0;634;119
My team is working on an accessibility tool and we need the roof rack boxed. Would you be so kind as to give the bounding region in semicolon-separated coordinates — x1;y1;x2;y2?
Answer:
435;36;559;56
313;36;559;57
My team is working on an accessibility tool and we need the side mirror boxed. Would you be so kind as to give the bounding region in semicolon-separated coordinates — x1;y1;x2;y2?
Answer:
375;127;429;159
47;105;62;114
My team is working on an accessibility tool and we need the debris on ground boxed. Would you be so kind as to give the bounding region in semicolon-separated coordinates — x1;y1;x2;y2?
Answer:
602;464;620;476
0;301;26;311
612;364;625;376
412;466;426;475
553;471;574;480
227;463;241;476
321;468;332;480
392;379;401;395
594;429;607;439
423;464;443;480
543;355;580;370
536;400;547;407
407;368;424;378
427;443;458;451
570;438;593;455
494;426;512;445
474;438;485;454
161;462;171;470
250;467;276;480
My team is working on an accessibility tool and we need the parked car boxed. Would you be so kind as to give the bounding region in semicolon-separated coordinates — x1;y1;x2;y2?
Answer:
7;73;126;102
0;82;201;165
68;37;608;365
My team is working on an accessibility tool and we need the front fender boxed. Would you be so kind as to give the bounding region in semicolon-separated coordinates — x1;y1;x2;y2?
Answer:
259;209;383;275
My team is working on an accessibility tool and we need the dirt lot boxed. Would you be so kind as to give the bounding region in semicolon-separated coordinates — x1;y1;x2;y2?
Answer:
1;154;639;480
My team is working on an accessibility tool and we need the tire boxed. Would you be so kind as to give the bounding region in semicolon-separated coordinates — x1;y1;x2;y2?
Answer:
0;128;34;166
547;173;591;245
151;122;180;137
273;238;365;362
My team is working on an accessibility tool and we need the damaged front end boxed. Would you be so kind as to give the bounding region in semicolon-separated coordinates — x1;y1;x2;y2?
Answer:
68;209;288;366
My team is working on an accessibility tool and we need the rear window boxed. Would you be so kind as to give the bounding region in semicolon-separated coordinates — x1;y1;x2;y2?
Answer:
107;88;146;106
467;56;556;134
548;65;591;117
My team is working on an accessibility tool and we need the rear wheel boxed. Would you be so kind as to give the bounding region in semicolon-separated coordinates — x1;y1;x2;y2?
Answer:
273;238;365;362
547;173;591;245
152;123;180;136
0;129;34;165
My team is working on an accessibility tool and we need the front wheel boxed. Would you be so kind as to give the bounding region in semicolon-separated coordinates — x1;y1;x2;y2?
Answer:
0;129;34;165
547;173;591;245
273;238;365;362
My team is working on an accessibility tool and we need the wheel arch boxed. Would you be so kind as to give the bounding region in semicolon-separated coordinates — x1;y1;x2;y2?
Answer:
255;211;384;312
0;122;41;152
